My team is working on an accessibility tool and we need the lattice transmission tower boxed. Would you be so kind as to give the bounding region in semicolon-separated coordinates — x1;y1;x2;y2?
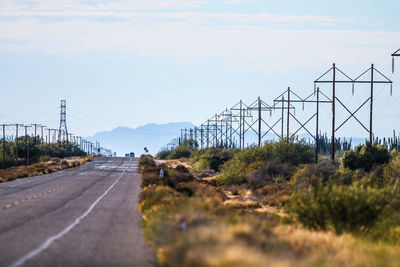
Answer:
58;100;68;142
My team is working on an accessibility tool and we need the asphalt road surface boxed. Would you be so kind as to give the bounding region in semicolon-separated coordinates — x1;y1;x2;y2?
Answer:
0;157;156;267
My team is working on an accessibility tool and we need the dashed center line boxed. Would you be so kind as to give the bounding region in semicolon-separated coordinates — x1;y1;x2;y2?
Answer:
0;181;74;212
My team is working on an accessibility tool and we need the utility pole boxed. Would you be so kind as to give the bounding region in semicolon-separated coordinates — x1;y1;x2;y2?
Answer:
11;124;22;165
24;125;32;165
370;64;374;143
392;48;400;73
31;124;41;161
215;114;218;147
258;96;262;146
207;120;210;148
316;87;320;163
1;124;9;169
287;87;291;140
239;100;243;149
281;96;284;139
332;63;336;161
58;100;68;142
40;125;46;144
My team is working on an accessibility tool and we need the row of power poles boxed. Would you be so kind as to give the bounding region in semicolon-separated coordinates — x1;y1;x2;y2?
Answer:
166;49;398;162
1;100;113;169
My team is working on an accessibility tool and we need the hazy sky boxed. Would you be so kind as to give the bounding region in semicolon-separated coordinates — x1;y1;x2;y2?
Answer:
0;0;399;139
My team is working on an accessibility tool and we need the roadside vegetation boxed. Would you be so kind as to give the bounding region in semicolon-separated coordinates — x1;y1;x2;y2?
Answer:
0;155;94;183
0;136;86;169
141;140;400;266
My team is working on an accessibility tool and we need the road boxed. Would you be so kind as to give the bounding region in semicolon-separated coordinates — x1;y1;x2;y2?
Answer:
0;157;156;267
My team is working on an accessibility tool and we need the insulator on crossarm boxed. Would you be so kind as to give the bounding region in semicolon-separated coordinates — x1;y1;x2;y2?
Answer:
302;102;304;111
314;83;316;95
270;110;272;117
352;83;354;96
393;57;395;74
391;83;393;96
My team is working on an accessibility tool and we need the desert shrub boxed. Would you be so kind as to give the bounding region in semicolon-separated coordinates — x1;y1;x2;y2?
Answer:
165;171;195;188
253;183;290;206
342;142;390;172
191;148;239;172
192;158;209;172
246;160;292;189
60;160;68;166
175;165;189;173
168;145;194;159
382;152;400;183
39;155;51;162
217;158;247;185
31;162;46;172
139;186;181;212
272;139;315;165
139;154;156;167
291;160;340;188
288;178;397;234
157;150;171;160
217;140;314;186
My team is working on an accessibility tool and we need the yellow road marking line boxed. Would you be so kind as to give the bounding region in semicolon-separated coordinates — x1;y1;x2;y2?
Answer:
1;180;75;211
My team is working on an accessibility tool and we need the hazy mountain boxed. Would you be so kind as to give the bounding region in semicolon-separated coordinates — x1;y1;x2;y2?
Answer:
87;122;195;156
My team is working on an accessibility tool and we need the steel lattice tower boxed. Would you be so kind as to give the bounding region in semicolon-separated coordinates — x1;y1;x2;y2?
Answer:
58;100;68;142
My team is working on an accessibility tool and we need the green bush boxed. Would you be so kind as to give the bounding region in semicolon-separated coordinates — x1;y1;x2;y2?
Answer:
217;140;314;186
39;155;51;162
245;160;292;189
272;140;314;165
139;154;156;168
191;148;239;172
291;160;340;188
157;150;172;160
342;142;390;172
217;158;247;185
139;186;181;212
288;178;397;234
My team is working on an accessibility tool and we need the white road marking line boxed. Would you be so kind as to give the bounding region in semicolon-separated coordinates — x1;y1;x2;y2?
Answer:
10;158;132;267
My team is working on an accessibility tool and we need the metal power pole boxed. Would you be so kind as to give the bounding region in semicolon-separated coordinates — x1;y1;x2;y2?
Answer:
58;100;68;142
370;63;374;143
316;87;320;163
214;114;218;147
258;96;262;146
287;87;290;140
281;96;284;139
331;63;336;161
239;100;243;149
392;48;400;73
24;125;32;165
12;124;21;165
1;124;9;169
31;124;41;161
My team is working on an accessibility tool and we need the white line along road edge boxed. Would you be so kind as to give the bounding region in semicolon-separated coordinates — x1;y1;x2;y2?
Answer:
10;158;132;267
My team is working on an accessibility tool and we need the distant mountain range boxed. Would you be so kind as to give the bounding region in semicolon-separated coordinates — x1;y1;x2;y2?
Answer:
87;122;194;156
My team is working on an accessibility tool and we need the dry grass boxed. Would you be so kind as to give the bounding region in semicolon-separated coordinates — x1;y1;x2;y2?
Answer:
156;159;192;170
140;156;400;267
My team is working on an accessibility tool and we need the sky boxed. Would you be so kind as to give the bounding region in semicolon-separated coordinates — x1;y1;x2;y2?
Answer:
0;0;400;141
